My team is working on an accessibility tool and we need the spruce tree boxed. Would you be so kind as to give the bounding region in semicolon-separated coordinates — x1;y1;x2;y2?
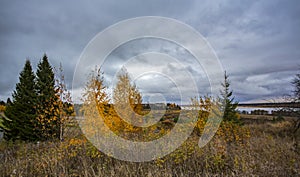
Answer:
2;60;38;141
220;71;240;123
36;54;60;140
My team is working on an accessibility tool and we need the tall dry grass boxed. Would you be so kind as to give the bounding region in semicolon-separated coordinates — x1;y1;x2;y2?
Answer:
0;119;299;176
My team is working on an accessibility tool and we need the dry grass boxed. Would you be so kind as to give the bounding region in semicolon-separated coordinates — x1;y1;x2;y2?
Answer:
0;118;299;176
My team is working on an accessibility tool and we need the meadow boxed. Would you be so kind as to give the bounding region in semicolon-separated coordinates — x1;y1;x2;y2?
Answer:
0;112;299;177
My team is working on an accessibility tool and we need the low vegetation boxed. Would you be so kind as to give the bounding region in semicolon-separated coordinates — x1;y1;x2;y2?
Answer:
0;116;299;176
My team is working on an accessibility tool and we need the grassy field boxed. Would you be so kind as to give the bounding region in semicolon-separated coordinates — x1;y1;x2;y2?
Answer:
0;114;299;176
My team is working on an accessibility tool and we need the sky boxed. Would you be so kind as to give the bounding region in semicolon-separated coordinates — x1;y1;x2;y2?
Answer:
0;0;299;104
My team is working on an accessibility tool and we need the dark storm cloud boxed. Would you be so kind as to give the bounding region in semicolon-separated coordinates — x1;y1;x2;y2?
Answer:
190;0;300;102
0;0;299;103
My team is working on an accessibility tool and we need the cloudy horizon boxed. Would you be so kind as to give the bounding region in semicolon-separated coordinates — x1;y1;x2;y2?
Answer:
1;0;299;104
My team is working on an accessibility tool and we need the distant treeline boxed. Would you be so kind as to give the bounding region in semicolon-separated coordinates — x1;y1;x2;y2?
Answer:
238;102;300;108
240;109;298;117
74;103;181;116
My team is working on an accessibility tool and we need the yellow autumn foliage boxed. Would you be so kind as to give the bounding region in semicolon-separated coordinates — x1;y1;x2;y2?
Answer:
0;105;5;112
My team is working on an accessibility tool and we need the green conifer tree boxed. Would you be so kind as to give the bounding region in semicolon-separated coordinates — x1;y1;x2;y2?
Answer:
220;71;240;124
36;54;60;140
2;60;38;141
